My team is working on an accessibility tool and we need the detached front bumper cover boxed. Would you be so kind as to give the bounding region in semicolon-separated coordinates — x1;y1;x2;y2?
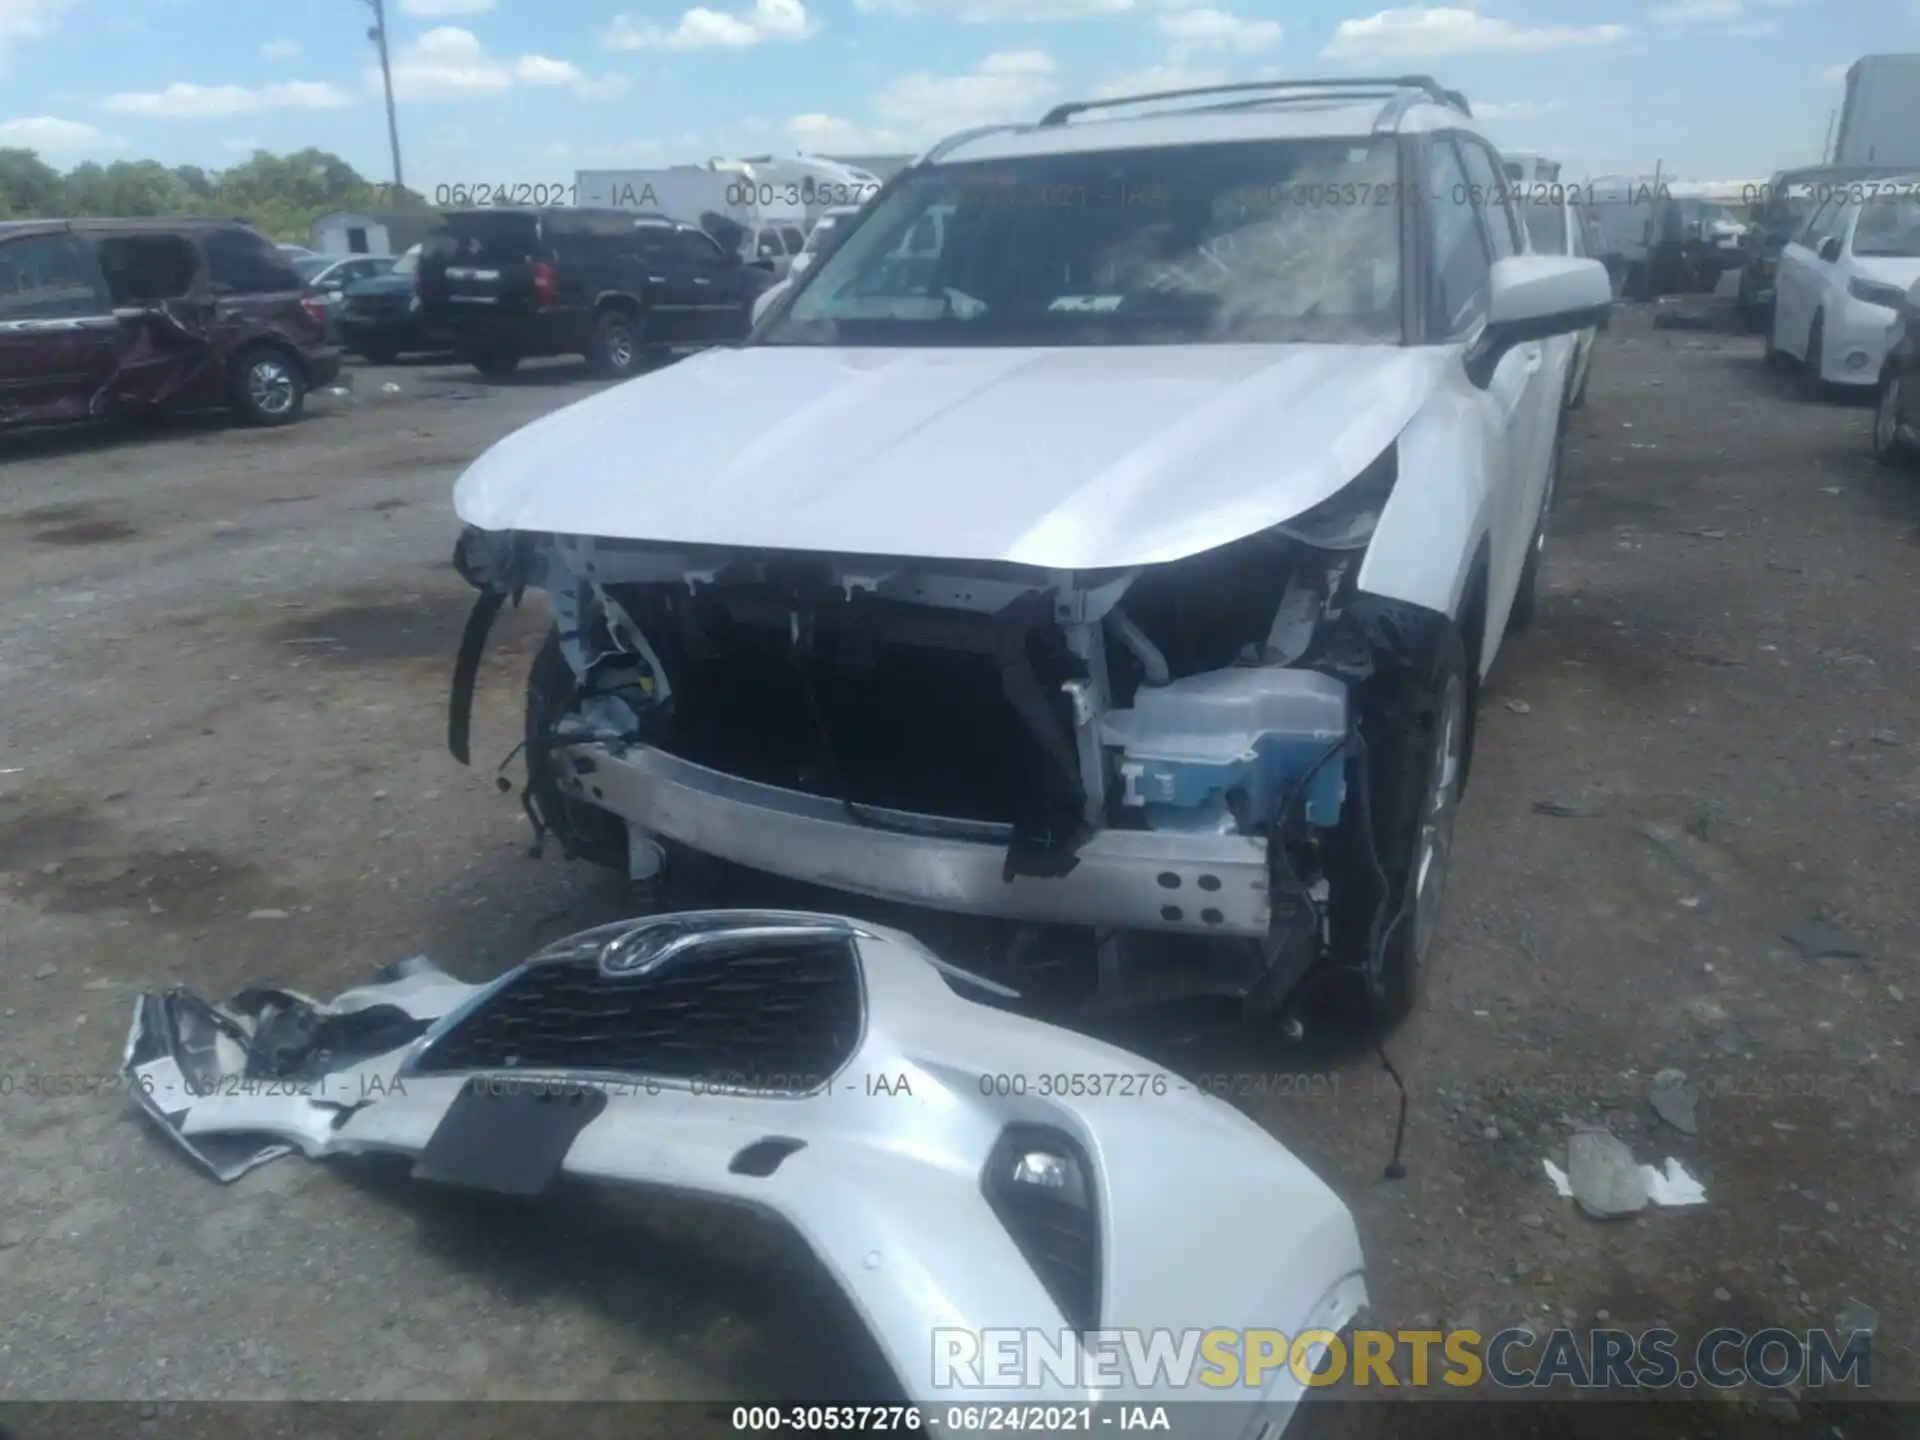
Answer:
122;910;1365;1433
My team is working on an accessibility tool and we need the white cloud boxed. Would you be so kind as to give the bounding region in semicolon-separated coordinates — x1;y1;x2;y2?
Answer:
853;0;1132;19
1157;8;1280;51
0;113;123;151
377;27;627;101
602;0;816;50
790;50;1060;152
101;80;356;117
0;0;70;69
788;112;913;150
1818;60;1850;83
381;26;511;98
1647;0;1779;31
1473;98;1568;118
260;38;302;59
514;54;633;99
875;49;1060;133
1322;7;1630;60
399;0;496;14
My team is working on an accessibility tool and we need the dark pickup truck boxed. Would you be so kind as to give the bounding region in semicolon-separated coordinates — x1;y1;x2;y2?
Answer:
417;207;775;378
0;217;340;432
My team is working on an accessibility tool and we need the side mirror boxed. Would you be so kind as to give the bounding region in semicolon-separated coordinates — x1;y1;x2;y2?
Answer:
1819;236;1843;264
1467;255;1613;387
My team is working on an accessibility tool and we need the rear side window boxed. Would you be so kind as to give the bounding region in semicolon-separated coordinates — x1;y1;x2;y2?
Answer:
0;234;111;320
95;232;201;303
1426;141;1491;333
204;228;301;293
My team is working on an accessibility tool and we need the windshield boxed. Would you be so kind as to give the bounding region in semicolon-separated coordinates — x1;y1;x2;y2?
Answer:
1853;191;1920;258
1522;204;1566;254
293;255;334;282
759;138;1405;347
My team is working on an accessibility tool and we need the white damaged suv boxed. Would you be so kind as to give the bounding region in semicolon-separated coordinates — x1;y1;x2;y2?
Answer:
446;76;1610;1024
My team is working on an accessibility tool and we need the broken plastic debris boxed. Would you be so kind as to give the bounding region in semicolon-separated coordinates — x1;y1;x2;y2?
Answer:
1781;916;1869;961
1533;798;1605;819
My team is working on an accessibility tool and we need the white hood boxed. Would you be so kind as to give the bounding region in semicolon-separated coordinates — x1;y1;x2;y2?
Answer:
453;343;1453;569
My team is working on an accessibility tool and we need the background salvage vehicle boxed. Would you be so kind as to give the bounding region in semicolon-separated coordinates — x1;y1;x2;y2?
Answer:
1521;192;1602;411
334;244;435;363
416;206;777;379
1737;164;1911;327
0;218;340;431
1873;277;1920;467
446;77;1611;1027
1770;178;1920;396
294;250;397;343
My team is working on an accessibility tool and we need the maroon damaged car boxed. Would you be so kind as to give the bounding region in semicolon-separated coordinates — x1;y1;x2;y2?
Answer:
0;217;342;433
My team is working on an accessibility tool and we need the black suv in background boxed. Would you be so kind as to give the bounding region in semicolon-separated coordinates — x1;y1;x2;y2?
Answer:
416;207;776;378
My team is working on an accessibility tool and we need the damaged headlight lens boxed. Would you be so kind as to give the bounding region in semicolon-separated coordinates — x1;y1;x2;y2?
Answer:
1273;445;1398;551
983;1125;1101;1331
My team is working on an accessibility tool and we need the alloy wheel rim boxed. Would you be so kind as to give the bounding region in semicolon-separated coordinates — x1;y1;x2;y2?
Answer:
248;359;294;415
609;327;635;369
1410;673;1465;967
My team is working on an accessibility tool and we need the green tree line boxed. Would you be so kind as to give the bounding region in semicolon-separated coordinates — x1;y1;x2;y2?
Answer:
0;146;430;242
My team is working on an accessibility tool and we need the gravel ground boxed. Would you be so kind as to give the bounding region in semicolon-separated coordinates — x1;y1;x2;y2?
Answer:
1;320;1916;1434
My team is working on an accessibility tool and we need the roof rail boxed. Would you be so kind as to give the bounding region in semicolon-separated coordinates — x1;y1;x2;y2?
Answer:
1036;75;1463;127
919;123;1030;165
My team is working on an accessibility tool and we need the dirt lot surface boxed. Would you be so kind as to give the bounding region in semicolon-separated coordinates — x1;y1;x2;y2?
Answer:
1;322;1917;1435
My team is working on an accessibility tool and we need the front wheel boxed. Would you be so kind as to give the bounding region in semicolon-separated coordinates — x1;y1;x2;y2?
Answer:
1873;368;1915;467
588;309;646;378
229;345;306;426
1321;619;1470;1026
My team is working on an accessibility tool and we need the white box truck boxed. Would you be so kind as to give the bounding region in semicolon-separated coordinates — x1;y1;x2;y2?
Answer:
1833;55;1920;169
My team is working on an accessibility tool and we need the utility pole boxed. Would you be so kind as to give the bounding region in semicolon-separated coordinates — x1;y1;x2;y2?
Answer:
362;0;405;194
1821;108;1837;164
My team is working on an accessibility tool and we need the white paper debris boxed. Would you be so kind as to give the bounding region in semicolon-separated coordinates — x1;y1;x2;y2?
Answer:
1640;1156;1707;1206
1544;1154;1705;1207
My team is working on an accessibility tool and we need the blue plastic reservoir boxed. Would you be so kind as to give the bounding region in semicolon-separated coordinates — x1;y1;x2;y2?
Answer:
1102;667;1350;833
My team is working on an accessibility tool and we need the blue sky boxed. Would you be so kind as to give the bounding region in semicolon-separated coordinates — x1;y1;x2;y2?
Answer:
0;0;1915;187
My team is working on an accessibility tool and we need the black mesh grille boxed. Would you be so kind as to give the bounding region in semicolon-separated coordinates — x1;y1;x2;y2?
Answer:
414;936;863;1082
983;1126;1102;1332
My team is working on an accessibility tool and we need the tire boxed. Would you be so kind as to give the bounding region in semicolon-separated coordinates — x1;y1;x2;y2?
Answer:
1506;423;1562;635
524;629;631;871
229;345;306;426
1802;314;1828;398
588;308;646;378
358;342;399;365
1873;367;1915;468
471;347;521;377
1321;619;1470;1026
